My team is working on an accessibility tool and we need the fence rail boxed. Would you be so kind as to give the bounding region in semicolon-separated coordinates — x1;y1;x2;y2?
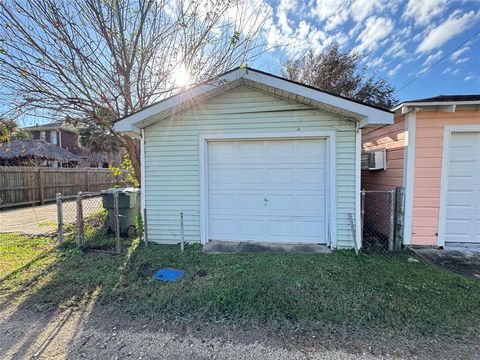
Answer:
0;166;117;208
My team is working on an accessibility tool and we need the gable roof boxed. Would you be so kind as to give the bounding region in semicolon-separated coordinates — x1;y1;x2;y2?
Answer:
114;67;393;136
23;120;77;133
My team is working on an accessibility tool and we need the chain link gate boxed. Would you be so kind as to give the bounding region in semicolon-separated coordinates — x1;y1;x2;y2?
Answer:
361;188;404;251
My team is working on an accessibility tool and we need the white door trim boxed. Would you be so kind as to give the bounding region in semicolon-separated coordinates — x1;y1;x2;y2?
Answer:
199;131;337;246
355;127;362;250
140;128;146;217
437;125;480;247
403;111;416;245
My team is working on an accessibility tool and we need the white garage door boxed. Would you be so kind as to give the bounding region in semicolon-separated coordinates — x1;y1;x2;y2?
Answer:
207;139;327;244
444;132;480;244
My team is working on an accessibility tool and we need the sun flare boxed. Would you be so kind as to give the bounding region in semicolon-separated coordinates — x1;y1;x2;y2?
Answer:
174;64;191;88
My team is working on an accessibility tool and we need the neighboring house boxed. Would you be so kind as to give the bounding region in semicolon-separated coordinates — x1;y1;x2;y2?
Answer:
23;120;81;154
115;67;393;249
23;120;117;168
0;140;78;167
362;95;480;248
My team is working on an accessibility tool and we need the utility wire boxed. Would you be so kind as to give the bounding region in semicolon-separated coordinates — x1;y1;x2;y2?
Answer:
394;28;480;94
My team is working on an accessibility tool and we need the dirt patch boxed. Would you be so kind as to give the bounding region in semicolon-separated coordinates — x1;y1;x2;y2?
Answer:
0;305;478;360
414;248;480;280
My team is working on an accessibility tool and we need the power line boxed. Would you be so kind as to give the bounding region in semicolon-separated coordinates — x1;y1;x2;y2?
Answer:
394;28;480;94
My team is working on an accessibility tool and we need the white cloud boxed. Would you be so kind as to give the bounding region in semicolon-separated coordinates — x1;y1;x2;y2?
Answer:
451;46;470;60
456;57;470;64
387;63;402;77
404;0;448;25
350;0;385;22
464;75;475;81
368;57;384;67
312;0;385;31
354;16;394;53
417;11;480;53
385;39;407;58
422;50;443;66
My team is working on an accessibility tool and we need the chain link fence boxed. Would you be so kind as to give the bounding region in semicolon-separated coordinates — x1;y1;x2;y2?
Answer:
56;191;115;251
361;188;404;251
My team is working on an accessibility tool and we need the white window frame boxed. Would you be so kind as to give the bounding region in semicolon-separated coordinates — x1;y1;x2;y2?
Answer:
198;131;338;247
437;124;480;247
40;130;46;141
50;130;57;145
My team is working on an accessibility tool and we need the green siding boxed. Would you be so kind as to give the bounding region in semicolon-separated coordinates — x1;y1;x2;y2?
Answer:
144;85;356;248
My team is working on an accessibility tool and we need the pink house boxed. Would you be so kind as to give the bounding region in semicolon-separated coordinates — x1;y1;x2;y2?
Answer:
362;95;480;248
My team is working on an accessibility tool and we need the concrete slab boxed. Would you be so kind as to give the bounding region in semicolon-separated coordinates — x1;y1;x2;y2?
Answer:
413;248;480;280
202;240;331;254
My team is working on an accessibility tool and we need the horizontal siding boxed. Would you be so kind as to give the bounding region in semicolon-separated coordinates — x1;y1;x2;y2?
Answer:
411;110;480;246
361;115;406;191
144;85;356;247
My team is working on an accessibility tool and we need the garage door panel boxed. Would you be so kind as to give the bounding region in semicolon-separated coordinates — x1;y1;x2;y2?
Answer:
208;139;327;244
444;131;480;245
209;218;237;235
267;168;295;184
208;142;236;163
239;219;265;235
267;141;295;157
296;168;326;184
238;142;265;160
209;169;236;185
238;168;265;184
296;220;325;237
209;194;235;210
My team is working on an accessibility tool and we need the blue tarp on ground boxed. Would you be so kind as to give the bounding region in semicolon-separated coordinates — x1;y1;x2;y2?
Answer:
152;268;185;282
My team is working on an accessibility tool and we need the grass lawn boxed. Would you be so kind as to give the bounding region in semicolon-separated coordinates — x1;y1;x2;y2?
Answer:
1;233;480;339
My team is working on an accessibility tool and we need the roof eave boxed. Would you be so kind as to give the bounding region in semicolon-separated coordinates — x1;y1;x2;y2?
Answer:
114;68;394;134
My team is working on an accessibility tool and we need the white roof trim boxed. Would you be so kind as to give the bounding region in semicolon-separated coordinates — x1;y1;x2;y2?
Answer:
115;68;393;135
392;100;480;112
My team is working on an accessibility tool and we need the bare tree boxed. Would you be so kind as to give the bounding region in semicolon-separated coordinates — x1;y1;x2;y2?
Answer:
0;0;271;178
282;45;397;109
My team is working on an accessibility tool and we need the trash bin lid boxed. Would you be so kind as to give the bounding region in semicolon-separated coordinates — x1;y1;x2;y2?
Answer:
101;187;140;194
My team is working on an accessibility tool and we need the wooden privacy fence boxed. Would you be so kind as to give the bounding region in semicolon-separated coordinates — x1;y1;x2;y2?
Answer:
0;166;117;208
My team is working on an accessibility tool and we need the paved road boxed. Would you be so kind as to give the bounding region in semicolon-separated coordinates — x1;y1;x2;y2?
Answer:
0;197;102;235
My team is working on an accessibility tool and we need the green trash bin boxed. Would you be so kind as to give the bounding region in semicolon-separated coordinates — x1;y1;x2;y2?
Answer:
101;188;140;237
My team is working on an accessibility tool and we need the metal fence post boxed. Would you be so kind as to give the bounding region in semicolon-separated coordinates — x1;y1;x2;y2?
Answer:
360;189;365;247
56;193;63;244
394;187;405;250
114;192;121;254
76;192;84;246
180;212;185;253
143;208;148;247
388;189;396;251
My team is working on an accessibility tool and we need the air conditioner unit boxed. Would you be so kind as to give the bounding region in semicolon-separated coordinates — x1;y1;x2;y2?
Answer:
361;149;386;170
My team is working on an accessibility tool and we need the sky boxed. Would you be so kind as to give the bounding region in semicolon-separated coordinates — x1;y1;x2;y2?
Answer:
251;0;480;101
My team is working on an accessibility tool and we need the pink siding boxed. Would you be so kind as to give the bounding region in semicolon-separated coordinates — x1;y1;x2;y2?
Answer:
411;110;480;245
362;115;406;190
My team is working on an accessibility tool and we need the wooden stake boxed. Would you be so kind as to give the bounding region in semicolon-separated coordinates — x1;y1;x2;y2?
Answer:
114;192;121;254
76;192;84;246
